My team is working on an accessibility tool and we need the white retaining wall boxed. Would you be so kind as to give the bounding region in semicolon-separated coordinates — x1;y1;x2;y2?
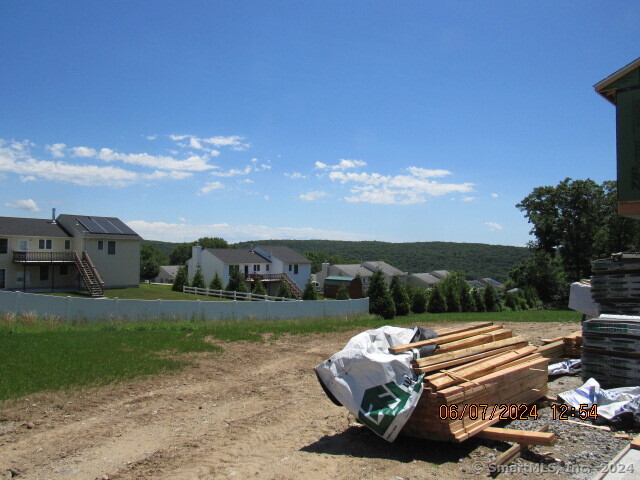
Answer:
0;290;369;322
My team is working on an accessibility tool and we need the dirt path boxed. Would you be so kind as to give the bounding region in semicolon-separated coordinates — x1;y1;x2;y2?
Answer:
0;322;584;480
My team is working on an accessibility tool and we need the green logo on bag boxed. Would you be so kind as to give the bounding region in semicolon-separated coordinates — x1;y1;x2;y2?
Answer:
357;381;414;436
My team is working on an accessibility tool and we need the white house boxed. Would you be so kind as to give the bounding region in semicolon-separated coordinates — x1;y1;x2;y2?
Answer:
187;244;312;298
0;211;141;296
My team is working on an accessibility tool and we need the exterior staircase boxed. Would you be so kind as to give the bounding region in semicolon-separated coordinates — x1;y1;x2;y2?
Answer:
74;252;105;297
281;272;302;299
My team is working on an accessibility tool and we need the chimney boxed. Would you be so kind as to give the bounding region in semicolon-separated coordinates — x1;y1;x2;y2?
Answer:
51;208;57;224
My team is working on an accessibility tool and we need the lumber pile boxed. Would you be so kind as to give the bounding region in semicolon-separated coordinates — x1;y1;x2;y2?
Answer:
538;331;583;359
564;332;583;357
399;322;549;442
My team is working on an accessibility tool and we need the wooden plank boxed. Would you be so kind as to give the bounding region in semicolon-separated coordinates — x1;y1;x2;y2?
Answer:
536;340;564;358
631;434;640;450
389;325;503;354
412;336;528;368
564;419;611;431
413;343;528;374
436;356;549;399
436;330;513;353
490;425;549;468
432;322;494;337
475;427;556;446
425;347;538;390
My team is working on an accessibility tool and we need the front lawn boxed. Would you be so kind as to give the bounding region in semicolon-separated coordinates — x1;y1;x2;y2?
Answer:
44;283;233;301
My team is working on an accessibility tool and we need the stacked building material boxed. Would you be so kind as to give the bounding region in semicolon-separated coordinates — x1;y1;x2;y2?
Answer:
591;253;640;315
394;323;549;442
582;315;640;387
536;331;583;360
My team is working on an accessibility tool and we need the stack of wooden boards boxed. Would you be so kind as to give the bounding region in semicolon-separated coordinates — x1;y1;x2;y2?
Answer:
582;315;640;387
538;331;583;360
390;322;550;443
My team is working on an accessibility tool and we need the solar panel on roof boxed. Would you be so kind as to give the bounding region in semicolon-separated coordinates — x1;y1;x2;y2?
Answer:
77;217;108;233
92;217;123;234
76;216;137;235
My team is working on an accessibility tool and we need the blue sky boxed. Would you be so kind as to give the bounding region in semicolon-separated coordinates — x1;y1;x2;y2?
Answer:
1;1;638;245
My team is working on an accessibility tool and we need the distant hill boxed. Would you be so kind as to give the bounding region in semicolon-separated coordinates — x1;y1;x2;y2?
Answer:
234;240;530;282
141;239;530;282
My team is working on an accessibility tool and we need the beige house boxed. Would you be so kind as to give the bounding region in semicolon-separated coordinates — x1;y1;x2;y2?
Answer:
0;212;141;296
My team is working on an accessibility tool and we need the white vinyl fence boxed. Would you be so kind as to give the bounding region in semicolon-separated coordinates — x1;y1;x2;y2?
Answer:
0;290;369;322
183;286;297;302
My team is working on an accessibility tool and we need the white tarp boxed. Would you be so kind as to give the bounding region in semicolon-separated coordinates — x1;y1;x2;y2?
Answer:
548;359;581;376
568;282;600;317
559;378;640;422
314;326;424;442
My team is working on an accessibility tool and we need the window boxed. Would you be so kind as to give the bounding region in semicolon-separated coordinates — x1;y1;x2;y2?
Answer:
266;264;269;272
39;239;52;250
0;238;7;254
64;240;71;250
288;265;292;272
18;240;27;251
254;264;260;272
98;241;104;250
40;265;49;281
294;264;298;275
60;265;68;275
108;241;116;255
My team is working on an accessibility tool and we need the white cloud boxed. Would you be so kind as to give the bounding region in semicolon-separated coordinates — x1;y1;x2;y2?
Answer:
264;195;270;201
5;198;40;212
211;166;252;177
96;148;216;171
491;193;499;198
406;167;451;178
178;217;188;222
238;178;254;184
198;181;224;195
71;146;97;157
485;222;504;231
45;143;66;158
284;172;307;179
329;167;473;205
299;190;328;201
315;159;366;171
126;220;369;243
211;159;270;178
0;139;193;187
461;196;476;202
146;135;158;141
168;134;249;153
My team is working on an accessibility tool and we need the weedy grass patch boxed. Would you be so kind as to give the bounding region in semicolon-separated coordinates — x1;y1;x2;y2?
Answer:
0;308;579;400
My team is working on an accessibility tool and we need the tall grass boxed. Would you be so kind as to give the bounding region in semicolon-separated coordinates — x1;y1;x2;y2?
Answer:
0;308;580;401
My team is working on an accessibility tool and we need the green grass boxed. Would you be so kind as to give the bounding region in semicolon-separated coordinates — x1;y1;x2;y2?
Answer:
408;308;582;324
0;308;580;401
44;283;233;301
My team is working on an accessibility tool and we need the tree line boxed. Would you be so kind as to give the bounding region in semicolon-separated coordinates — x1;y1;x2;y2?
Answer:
509;178;640;304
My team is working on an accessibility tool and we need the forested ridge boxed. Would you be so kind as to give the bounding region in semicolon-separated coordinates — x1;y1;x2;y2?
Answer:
235;240;529;281
142;239;528;281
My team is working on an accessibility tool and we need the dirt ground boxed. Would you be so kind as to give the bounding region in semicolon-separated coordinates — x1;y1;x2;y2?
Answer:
0;321;616;480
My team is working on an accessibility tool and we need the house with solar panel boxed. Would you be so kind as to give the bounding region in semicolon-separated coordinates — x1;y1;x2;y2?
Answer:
0;210;141;296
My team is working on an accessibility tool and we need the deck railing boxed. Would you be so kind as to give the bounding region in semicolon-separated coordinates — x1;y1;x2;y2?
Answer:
12;251;76;263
